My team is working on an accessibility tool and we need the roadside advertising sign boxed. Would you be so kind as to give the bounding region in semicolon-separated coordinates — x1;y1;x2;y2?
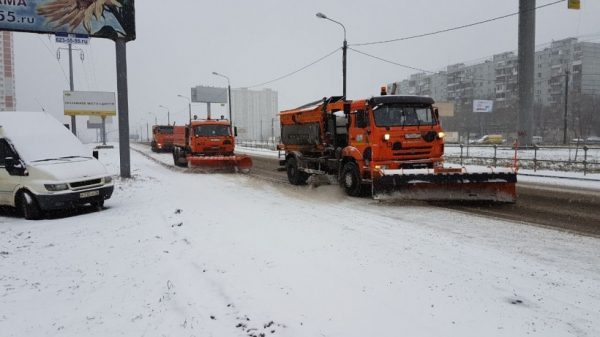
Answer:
63;91;116;116
473;100;494;113
0;0;135;41
55;32;89;45
191;86;228;104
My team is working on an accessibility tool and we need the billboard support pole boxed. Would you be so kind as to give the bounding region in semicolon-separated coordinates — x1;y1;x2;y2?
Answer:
116;39;131;178
101;116;107;145
68;43;76;136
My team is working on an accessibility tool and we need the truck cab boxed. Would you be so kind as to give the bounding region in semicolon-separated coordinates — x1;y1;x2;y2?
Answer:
151;125;174;152
346;95;445;170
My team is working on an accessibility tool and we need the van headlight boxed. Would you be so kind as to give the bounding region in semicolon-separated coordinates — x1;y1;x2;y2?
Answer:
438;132;446;139
45;183;69;191
104;176;113;184
383;133;391;141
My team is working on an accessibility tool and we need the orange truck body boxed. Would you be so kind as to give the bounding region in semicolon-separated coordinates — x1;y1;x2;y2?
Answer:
151;125;174;152
172;119;252;171
278;95;516;202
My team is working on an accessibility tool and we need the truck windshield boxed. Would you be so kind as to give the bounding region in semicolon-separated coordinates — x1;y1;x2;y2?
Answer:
373;104;435;127
194;125;230;136
155;126;173;134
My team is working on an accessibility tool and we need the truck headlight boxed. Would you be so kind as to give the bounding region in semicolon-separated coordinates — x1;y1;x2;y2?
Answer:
438;132;446;139
104;176;113;184
383;133;391;141
45;183;69;191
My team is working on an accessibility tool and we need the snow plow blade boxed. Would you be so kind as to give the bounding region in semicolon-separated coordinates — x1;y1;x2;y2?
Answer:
187;154;253;172
373;167;517;203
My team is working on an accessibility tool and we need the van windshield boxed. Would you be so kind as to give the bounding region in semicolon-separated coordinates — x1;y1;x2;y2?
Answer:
194;125;230;136
373;104;435;127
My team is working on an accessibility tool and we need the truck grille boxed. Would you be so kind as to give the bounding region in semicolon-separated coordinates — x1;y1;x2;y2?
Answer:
393;146;432;158
70;178;102;189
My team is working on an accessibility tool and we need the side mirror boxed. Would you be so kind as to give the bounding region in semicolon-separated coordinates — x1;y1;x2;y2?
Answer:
434;108;440;120
356;110;368;129
92;150;99;159
4;157;28;176
234;126;238;137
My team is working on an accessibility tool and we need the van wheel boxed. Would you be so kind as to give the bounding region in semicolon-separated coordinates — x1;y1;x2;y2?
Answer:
18;191;41;220
286;157;309;185
341;162;364;197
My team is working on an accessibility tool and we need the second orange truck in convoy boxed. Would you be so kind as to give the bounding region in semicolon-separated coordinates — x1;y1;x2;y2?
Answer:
151;125;175;152
171;117;252;171
278;89;517;202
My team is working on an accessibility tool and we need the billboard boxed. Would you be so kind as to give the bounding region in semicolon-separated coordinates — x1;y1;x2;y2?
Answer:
63;91;116;116
191;86;228;104
0;0;135;41
473;100;494;113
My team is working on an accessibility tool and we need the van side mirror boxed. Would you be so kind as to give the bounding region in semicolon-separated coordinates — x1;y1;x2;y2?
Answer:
234;126;238;137
92;150;99;159
4;157;28;176
434;108;439;120
356;110;368;128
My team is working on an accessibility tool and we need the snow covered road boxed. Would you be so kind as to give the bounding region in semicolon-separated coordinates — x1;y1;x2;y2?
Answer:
1;147;599;337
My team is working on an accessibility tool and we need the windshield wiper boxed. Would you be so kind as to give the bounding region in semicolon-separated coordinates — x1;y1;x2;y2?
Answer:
58;155;92;159
32;156;91;163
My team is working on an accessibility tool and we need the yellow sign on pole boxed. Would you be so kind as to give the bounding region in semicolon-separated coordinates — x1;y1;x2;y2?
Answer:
568;0;581;10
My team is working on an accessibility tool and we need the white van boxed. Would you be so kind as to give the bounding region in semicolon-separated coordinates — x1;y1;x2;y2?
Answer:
0;111;114;219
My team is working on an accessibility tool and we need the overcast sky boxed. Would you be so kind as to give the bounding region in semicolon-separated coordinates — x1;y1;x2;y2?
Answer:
11;0;600;141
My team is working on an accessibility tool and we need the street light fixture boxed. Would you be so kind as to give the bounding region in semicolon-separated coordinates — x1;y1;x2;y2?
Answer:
212;71;233;126
158;105;170;125
316;12;347;98
177;94;192;125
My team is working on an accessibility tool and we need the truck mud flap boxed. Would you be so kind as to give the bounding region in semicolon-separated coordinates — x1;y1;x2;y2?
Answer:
373;171;517;203
188;155;253;172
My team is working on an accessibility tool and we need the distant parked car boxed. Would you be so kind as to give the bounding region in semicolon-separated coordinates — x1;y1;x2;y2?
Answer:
585;136;600;145
470;134;505;145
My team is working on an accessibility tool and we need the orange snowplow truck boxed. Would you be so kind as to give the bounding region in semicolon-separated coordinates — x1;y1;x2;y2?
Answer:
172;118;252;171
151;125;174;152
278;94;516;202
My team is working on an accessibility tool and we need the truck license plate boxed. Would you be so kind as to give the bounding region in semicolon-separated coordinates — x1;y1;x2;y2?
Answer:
80;190;100;198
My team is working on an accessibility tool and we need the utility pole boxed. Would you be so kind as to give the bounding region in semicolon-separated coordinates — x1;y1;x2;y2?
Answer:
116;39;131;178
563;70;570;144
68;43;76;135
517;0;535;147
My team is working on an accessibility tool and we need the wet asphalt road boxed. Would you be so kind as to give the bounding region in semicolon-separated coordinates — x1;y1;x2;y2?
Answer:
247;154;600;237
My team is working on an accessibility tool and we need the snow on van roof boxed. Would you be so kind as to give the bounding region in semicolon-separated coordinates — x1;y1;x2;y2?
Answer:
0;111;88;163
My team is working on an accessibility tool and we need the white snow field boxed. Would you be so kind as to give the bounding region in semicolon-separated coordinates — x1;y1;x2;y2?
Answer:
1;146;599;337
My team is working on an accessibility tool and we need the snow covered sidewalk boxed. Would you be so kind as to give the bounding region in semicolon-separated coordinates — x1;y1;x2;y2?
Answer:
1;146;599;337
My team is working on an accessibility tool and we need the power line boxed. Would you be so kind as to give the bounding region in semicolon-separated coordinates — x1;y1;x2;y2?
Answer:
241;47;340;89
349;47;437;74
35;35;69;84
351;0;566;47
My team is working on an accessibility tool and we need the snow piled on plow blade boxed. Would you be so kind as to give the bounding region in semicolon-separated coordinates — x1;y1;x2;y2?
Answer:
187;154;253;172
373;167;517;203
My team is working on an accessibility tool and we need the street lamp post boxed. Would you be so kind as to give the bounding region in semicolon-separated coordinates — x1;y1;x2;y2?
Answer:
158;105;170;125
177;94;192;125
316;12;347;98
212;72;233;125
